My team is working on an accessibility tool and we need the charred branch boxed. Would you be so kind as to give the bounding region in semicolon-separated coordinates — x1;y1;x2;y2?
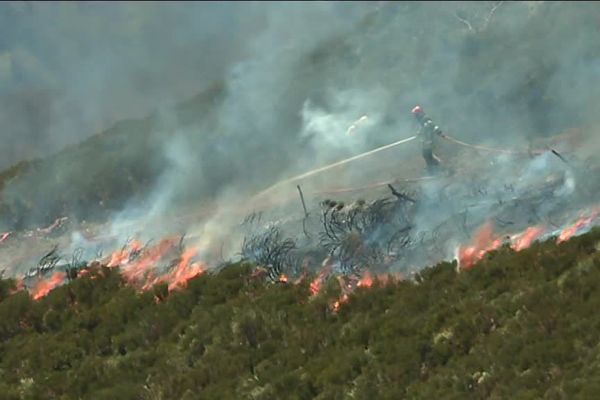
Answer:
387;184;416;204
178;234;186;253
62;248;90;282
494;217;515;228
551;149;569;165
70;248;86;269
241;226;297;282
317;197;412;276
95;247;104;260
38;245;61;275
386;225;413;256
241;211;263;228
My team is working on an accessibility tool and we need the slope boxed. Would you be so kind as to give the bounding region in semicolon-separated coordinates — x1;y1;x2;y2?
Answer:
0;228;599;399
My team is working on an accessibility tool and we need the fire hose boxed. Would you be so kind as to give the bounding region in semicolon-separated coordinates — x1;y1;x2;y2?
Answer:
13;132;564;243
251;135;418;201
439;133;550;156
116;127;562;226
307;133;566;196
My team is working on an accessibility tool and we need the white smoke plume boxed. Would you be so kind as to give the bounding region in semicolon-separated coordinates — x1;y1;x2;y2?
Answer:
1;2;600;276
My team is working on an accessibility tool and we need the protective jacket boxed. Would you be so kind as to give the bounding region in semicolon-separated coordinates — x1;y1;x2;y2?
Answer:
416;115;444;171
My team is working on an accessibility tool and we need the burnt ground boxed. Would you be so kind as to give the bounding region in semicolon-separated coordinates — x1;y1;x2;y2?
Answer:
1;127;598;281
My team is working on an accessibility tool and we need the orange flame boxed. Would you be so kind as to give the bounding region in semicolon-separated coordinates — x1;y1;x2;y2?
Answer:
331;276;355;312
106;238;146;268
31;272;66;300
458;222;502;270
77;269;90;278
167;247;204;292
0;232;11;244
511;226;545;252
332;293;349;312
309;276;323;296
107;249;129;268
309;269;328;297
557;212;598;243
130;239;142;252
141;246;205;293
332;270;401;312
9;278;25;295
357;270;374;288
121;238;178;286
309;257;333;297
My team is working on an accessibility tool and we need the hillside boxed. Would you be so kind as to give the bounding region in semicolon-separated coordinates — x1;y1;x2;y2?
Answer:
0;81;228;232
1;1;599;234
1;3;600;399
0;228;599;399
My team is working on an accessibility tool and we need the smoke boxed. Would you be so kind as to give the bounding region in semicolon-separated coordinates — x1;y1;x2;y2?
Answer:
2;2;600;275
0;1;256;169
300;88;388;160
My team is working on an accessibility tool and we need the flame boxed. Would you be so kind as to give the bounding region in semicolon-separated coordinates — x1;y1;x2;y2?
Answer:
309;276;323;297
79;234;205;294
167;248;204;292
332;293;349;312
121;238;178;286
106;238;147;268
456;208;600;269
511;226;545;252
107;249;129;267
331;276;355;312
77;269;90;278
458;222;502;270
130;239;142;252
309;269;329;297
14;202;599;304
310;257;333;297
0;232;11;244
37;217;68;235
332;271;401;312
170;261;204;291
141;246;205;293
9;278;25;295
357;270;374;288
557;211;598;243
31;272;66;300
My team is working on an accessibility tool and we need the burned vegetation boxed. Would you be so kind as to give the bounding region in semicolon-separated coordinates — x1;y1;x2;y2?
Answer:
1;228;600;399
240;149;598;283
241;225;297;282
318;194;414;276
240;184;420;281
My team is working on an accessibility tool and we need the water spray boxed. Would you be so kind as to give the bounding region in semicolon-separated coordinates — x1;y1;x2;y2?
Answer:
252;135;417;201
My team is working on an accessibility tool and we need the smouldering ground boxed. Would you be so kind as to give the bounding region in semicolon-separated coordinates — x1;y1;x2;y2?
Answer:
0;127;596;299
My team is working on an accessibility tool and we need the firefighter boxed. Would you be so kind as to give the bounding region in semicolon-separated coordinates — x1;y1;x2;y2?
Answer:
411;105;445;174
